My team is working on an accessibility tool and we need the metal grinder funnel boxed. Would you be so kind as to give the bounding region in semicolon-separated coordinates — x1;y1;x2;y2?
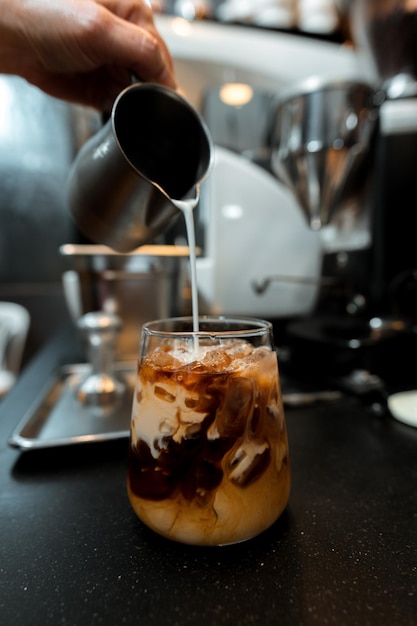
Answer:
269;77;380;230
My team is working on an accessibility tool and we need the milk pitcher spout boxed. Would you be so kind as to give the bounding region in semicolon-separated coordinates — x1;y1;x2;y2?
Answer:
66;83;213;252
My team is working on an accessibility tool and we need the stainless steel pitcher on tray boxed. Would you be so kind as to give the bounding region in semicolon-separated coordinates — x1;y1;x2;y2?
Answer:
66;83;213;252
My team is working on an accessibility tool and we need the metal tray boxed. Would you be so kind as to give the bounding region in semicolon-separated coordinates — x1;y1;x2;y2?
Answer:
8;363;136;450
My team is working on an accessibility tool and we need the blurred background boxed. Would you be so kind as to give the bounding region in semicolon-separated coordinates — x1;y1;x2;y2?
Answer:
2;0;417;402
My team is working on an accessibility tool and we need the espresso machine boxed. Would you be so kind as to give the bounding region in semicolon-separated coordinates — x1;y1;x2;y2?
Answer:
350;0;417;320
266;0;417;401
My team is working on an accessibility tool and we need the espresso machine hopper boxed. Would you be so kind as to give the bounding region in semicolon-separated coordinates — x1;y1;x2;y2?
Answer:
269;76;379;232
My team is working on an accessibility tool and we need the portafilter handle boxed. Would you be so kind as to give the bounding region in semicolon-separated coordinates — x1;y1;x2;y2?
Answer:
76;311;126;407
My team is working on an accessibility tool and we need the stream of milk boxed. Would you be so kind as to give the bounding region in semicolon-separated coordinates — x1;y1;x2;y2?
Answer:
172;195;200;352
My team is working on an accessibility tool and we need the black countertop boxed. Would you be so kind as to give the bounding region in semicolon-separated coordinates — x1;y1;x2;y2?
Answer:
1;326;416;626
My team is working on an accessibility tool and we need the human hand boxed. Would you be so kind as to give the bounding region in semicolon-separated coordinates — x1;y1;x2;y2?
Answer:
0;0;177;110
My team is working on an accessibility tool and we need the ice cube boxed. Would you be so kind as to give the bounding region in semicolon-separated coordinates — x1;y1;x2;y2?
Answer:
154;385;176;403
223;341;254;360
216;376;254;438
201;349;233;372
148;349;182;370
227;440;270;487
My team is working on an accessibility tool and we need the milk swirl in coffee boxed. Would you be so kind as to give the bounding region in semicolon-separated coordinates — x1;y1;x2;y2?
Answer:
127;198;290;545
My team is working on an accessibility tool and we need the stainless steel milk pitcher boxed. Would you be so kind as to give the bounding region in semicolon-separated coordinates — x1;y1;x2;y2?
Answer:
66;83;213;252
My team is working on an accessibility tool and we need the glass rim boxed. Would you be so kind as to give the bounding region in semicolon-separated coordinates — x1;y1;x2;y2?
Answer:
142;315;273;339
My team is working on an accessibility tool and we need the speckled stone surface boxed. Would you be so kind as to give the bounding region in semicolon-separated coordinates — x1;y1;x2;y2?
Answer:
1;326;416;626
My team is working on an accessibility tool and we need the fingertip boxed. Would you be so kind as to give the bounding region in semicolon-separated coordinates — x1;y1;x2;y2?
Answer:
131;64;178;91
160;69;178;91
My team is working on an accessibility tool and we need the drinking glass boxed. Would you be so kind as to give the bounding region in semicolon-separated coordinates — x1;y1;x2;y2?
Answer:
127;316;290;546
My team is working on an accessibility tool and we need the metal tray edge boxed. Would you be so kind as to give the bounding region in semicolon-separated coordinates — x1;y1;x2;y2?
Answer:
7;363;134;450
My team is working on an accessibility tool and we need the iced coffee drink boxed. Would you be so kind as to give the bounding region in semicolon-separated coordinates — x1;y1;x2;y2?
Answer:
127;317;290;546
